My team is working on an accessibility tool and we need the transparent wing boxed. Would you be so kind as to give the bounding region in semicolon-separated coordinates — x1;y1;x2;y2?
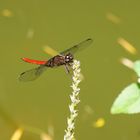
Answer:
19;65;47;82
60;38;93;55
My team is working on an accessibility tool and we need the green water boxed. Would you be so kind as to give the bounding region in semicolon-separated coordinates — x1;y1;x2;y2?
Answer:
0;0;140;139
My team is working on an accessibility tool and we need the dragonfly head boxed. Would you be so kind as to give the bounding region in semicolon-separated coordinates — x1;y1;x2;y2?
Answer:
65;53;73;63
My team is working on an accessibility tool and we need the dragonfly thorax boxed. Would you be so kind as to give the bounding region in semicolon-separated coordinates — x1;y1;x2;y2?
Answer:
46;53;73;68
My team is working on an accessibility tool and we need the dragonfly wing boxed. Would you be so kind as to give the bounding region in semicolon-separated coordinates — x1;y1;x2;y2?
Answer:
19;65;47;82
60;38;93;55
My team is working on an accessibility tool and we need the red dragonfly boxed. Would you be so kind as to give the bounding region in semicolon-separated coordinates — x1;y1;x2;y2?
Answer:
19;38;93;82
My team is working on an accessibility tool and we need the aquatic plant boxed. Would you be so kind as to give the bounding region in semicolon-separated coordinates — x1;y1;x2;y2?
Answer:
64;60;81;140
111;60;140;114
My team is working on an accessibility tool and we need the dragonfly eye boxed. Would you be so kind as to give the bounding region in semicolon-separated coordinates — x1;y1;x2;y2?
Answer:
65;54;73;63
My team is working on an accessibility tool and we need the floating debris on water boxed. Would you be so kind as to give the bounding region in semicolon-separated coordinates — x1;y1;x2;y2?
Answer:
84;105;94;115
120;57;134;69
106;12;121;24
27;28;34;39
117;38;137;55
48;124;54;138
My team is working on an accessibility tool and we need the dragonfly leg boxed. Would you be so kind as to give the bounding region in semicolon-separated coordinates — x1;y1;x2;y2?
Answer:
64;64;70;74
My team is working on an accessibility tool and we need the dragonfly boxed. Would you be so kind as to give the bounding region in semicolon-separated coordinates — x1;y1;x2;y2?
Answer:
19;38;93;82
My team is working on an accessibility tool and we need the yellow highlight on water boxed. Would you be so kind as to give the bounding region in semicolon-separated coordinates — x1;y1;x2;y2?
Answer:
11;128;24;140
93;118;105;128
1;9;13;17
106;12;121;24
43;46;58;57
40;133;53;140
117;38;137;55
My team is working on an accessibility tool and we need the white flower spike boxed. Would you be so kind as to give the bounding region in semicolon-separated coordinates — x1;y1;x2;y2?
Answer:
64;60;82;140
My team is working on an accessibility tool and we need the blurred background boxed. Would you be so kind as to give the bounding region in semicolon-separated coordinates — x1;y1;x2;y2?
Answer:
0;0;140;140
